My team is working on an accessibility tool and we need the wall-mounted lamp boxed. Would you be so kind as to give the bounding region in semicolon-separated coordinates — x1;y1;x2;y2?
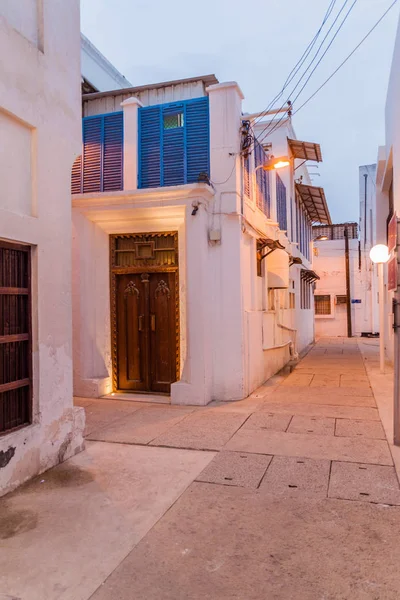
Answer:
314;234;328;241
262;155;291;171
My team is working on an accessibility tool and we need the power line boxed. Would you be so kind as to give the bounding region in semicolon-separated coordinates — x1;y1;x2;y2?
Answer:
293;0;399;116
258;0;357;144
252;0;338;127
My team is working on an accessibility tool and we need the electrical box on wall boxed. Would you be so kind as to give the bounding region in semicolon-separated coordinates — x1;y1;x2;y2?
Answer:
266;248;289;289
209;229;221;242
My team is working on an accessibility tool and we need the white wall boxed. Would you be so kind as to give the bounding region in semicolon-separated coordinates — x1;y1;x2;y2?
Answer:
0;0;84;496
314;239;371;338
81;33;131;92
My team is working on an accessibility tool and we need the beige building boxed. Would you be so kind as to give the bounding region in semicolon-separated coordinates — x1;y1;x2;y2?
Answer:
0;1;84;495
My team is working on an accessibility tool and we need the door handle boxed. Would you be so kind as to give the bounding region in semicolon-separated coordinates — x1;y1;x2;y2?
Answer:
138;315;144;331
151;314;156;332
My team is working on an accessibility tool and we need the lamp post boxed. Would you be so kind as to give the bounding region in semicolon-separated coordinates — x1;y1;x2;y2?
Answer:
370;244;390;374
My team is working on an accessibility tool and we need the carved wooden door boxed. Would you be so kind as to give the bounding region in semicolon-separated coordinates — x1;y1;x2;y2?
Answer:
116;272;177;393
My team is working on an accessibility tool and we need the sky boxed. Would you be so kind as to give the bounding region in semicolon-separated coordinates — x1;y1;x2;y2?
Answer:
81;0;400;224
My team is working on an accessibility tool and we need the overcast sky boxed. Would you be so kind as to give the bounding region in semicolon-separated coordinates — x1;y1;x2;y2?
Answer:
81;0;399;223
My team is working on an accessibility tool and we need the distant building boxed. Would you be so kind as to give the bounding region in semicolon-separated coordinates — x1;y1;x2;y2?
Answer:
313;223;371;338
0;0;84;496
71;77;330;405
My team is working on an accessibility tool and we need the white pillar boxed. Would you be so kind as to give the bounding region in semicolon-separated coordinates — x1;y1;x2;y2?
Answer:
171;204;212;406
120;96;143;191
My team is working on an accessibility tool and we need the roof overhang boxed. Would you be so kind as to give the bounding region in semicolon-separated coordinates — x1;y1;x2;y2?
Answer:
301;268;320;282
295;183;332;225
288;138;322;162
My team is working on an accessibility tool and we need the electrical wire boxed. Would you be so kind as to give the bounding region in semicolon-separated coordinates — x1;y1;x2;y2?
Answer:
252;0;338;127
258;0;357;144
292;0;399;116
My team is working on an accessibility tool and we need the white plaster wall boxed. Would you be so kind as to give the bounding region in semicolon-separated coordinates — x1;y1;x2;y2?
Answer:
0;0;84;496
81;33;131;92
314;239;371;338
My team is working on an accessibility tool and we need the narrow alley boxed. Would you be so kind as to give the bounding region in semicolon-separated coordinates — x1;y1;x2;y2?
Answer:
2;338;400;600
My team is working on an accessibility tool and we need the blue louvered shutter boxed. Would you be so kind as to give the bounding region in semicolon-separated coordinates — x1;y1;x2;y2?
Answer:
139;106;161;189
162;104;185;186
71;155;82;194
103;112;123;191
276;174;287;231
244;154;250;198
186;97;209;183
83;117;102;193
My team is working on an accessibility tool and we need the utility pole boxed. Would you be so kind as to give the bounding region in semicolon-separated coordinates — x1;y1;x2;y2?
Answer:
394;219;400;444
344;227;352;338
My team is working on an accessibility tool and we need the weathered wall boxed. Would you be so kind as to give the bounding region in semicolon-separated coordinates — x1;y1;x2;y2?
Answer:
0;0;84;496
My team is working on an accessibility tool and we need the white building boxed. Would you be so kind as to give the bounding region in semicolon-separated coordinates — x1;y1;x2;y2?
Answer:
0;0;84;496
313;223;367;338
72;79;330;405
375;13;400;363
81;33;132;93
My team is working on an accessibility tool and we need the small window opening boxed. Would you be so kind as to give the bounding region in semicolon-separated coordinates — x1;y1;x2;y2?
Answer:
163;112;184;129
315;294;331;315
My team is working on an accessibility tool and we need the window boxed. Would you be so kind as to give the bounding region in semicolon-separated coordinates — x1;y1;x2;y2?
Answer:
336;295;347;305
71;112;124;194
289;292;296;309
276;174;287;231
256;240;263;277
254;140;271;217
315;294;331;315
138;97;210;188
0;241;32;434
300;277;311;309
163;111;184;129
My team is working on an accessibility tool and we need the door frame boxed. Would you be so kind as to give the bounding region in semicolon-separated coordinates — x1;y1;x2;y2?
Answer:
110;232;180;393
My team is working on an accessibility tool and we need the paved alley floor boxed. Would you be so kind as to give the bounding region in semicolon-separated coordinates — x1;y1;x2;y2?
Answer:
2;338;400;599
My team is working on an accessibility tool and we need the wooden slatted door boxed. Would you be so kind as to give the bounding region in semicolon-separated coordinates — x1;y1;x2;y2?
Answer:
0;241;32;434
116;272;177;394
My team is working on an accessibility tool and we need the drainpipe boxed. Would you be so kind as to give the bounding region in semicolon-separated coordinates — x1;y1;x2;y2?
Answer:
344;227;352;337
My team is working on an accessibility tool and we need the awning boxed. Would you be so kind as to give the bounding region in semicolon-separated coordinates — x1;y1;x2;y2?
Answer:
257;238;285;261
288;138;322;162
295;183;332;225
289;256;303;266
301;268;320;282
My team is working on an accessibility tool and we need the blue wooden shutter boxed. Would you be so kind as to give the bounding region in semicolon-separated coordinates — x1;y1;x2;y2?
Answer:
139;106;161;189
186;97;209;183
71;155;82;194
103;112;123;191
82;116;102;193
276;174;287;231
162;104;185;186
244;154;250;198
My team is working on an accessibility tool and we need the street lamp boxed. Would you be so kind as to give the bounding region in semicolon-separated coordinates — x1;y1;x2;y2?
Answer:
370;244;390;374
262;155;291;171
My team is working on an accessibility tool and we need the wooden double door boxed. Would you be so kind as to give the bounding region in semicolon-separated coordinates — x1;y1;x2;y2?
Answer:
116;271;177;394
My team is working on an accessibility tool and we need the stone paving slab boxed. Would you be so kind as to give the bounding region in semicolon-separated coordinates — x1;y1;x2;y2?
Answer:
0;443;215;600
266;389;375;405
259;402;380;421
335;418;386;440
241;411;292;432
225;429;393;465
259;456;330;499
287;415;335;436
150;412;250;451
281;374;314;387
310;375;340;388
82;399;152;436
328;462;400;505
86;406;194;444
196;451;272;489
89;482;400;600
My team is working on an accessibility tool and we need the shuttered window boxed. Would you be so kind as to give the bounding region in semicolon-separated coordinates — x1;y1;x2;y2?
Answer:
0;241;32;434
254;140;271;217
276;174;287;231
71;112;124;194
138;97;210;188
